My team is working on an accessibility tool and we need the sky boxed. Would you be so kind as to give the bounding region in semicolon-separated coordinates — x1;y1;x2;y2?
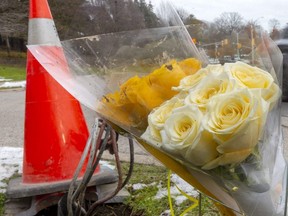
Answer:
150;0;288;31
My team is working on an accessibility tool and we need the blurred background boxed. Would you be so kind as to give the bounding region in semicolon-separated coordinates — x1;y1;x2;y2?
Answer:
1;0;287;64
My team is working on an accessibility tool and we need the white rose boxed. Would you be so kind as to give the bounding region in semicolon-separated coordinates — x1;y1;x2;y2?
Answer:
184;72;236;111
202;88;269;170
161;105;203;156
172;64;224;92
226;61;280;109
146;97;184;142
172;69;208;92
226;61;274;89
184;130;219;166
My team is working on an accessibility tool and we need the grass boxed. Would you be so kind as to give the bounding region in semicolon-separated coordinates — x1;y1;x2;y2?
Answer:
0;65;26;81
121;162;220;216
0;51;26;59
0;173;21;215
0;193;5;216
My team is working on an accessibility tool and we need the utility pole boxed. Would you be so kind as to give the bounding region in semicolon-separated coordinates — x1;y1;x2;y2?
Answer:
251;25;255;64
215;43;218;60
236;32;240;59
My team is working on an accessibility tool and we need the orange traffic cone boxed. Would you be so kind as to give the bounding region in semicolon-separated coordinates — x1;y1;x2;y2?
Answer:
5;3;118;213
23;0;99;184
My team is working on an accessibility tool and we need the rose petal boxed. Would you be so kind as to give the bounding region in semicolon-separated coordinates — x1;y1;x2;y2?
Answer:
226;61;274;89
216;118;260;153
184;130;219;166
185;72;236;111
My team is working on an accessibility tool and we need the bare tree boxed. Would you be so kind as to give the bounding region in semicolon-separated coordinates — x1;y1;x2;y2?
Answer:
0;0;28;55
214;12;244;36
268;19;281;40
202;22;221;42
48;0;86;39
65;0;158;37
269;18;280;31
0;0;28;37
245;19;263;31
282;25;288;39
0;0;159;53
176;7;189;21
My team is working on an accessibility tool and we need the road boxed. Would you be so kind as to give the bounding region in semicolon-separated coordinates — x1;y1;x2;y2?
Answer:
0;89;160;165
1;89;288;161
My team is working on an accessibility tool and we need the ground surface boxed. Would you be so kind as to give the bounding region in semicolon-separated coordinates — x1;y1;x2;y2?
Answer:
36;203;142;216
2;89;288;215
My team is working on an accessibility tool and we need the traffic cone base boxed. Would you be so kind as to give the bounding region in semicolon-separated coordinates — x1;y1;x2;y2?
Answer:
6;166;117;199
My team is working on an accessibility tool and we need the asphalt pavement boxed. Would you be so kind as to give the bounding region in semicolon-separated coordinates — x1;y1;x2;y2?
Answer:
0;88;161;165
1;88;288;164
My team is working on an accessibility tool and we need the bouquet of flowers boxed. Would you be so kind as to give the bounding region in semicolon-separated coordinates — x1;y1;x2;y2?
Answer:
142;61;280;170
28;1;287;215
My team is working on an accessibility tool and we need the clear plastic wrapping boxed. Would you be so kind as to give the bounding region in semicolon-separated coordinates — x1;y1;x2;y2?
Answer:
28;1;287;215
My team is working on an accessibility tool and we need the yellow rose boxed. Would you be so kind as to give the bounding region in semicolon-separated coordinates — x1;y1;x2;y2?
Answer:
202;89;269;170
147;97;184;141
148;60;187;98
160;105;203;156
178;58;202;75
227;61;274;89
102;58;202;131
184;72;236;111
119;76;141;104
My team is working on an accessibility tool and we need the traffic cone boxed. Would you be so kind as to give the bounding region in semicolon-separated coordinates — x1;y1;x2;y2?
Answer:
23;0;99;184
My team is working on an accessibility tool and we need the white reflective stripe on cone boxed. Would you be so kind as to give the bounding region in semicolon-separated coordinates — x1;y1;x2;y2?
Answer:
28;18;61;46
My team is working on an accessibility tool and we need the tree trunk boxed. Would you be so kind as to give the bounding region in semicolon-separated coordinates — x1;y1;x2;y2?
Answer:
5;36;11;56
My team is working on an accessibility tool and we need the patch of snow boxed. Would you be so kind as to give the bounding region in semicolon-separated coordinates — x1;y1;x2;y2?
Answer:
154;173;199;205
174;195;187;205
0;81;26;88
99;160;115;170
0;78;12;82
170;174;199;197
160;209;171;216
132;183;147;190
155;185;181;199
155;187;167;199
132;182;157;191
0;147;23;193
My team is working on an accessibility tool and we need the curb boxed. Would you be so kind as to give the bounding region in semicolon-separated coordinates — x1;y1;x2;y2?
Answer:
101;151;163;167
0;87;25;92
